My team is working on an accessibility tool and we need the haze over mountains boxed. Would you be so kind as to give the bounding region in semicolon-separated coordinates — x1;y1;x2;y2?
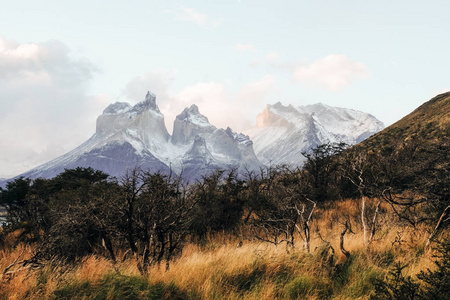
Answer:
245;102;384;166
1;92;384;184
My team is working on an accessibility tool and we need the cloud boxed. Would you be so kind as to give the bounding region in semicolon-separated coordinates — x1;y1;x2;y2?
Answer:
175;6;221;27
170;76;277;132
123;69;177;103
293;54;370;91
249;51;298;72
0;37;104;176
178;6;206;26
235;43;256;52
121;72;277;133
239;75;276;103
121;72;236;131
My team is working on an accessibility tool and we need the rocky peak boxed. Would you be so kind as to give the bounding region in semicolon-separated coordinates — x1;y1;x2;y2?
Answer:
256;105;291;128
172;105;215;144
130;91;159;114
177;104;205;121
103;102;131;115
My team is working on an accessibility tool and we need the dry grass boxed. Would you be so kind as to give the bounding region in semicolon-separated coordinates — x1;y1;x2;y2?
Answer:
0;198;442;299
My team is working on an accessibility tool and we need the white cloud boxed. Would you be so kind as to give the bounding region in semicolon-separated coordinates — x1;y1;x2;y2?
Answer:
235;43;256;52
174;5;222;28
0;37;103;176
170;76;277;131
249;52;298;72
121;72;278;133
123;69;177;103
265;52;279;65
173;82;245;131
239;75;276;103
177;6;207;26
293;54;370;91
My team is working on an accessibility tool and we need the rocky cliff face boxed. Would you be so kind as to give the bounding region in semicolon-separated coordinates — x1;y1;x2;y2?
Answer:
245;102;384;166
171;104;215;145
1;92;387;187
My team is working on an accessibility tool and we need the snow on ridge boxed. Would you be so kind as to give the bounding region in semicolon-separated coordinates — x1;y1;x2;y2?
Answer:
245;101;385;166
103;102;131;115
11;91;262;182
177;104;214;128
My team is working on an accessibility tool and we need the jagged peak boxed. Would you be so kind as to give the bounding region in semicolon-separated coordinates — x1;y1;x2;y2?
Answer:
268;102;299;115
225;126;233;136
269;101;285;110
103;102;131;115
177;104;202;119
188;104;200;114
176;104;213;128
130;91;160;114
222;127;252;145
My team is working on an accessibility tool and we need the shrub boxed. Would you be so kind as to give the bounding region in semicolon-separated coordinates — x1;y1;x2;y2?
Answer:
370;263;421;300
53;273;193;300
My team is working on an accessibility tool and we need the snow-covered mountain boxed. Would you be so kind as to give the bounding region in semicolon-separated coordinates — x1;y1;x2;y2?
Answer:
8;92;262;182
0;94;385;187
244;102;384;166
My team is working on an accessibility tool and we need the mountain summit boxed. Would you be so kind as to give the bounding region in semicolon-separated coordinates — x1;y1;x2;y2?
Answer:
244;102;384;166
11;92;262;182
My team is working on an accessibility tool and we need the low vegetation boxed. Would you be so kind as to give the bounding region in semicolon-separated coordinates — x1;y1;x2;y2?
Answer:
1;199;448;299
1;109;449;300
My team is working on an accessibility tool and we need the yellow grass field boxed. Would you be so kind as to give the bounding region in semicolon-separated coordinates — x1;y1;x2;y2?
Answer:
0;199;444;300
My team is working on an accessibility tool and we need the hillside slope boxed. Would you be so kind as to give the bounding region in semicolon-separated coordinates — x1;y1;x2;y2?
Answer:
352;92;450;205
360;91;450;153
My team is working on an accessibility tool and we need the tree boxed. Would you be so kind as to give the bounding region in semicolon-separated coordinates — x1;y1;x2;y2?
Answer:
119;169;194;273
189;169;245;239
36;168;120;261
302;143;347;203
341;151;382;248
0;177;51;243
246;167;317;252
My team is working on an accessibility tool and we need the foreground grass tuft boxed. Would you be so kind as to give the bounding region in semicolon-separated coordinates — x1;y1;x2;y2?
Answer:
54;273;195;300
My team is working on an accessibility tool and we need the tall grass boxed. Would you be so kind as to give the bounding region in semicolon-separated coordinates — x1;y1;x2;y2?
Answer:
0;199;441;299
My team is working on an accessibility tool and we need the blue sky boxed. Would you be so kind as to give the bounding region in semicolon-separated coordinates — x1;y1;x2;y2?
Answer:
1;0;449;177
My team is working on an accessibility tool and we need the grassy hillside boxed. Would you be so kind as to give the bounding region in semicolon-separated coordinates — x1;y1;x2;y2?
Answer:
358;91;450;156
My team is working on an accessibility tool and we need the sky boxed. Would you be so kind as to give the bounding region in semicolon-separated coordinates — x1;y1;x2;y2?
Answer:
1;0;449;178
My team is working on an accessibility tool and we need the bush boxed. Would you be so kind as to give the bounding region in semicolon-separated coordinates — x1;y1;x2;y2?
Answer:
371;263;420;300
285;275;332;299
53;273;193;300
417;238;450;299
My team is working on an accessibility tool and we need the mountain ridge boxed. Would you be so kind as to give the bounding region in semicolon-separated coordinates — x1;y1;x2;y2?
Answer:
2;92;262;184
1;93;387;186
244;102;384;166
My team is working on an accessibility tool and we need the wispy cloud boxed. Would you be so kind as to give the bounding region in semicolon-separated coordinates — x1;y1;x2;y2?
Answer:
177;5;206;26
235;43;256;52
175;5;221;27
239;75;276;103
293;55;370;91
121;72;277;132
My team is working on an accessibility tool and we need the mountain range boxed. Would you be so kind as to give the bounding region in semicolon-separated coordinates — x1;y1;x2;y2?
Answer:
1;92;384;185
244;102;384;166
